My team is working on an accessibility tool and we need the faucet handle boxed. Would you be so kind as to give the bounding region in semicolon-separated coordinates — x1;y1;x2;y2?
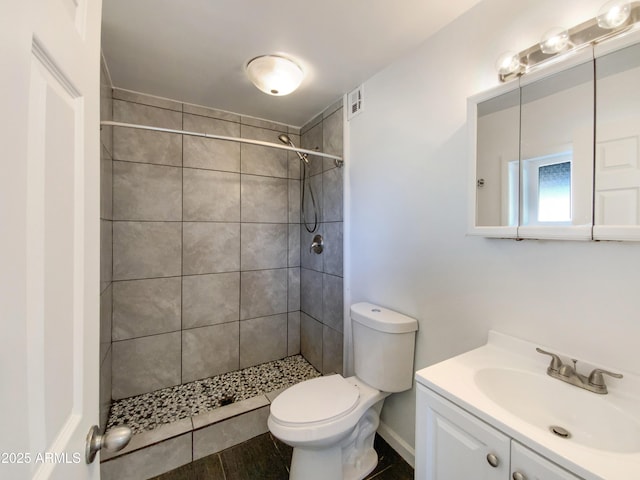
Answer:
588;368;623;387
536;348;563;372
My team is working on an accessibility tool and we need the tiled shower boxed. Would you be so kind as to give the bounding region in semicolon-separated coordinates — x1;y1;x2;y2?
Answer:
98;59;344;439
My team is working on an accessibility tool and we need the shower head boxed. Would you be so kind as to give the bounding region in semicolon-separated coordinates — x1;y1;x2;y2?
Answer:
278;133;292;145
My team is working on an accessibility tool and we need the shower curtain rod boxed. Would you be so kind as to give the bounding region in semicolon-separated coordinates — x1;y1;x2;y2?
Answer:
100;121;344;165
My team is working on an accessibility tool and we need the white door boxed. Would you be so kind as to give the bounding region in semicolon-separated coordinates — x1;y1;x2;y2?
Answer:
1;0;102;479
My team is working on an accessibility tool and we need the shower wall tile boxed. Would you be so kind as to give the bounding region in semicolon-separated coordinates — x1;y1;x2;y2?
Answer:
112;332;181;399
240;116;286;132
113;88;183;112
112;277;182;340
240;223;288;271
183;103;240;122
101;144;113;220
322;167;343;222
322;222;343;277
182;323;240;382
100;219;112;292
301;173;322;226
288;268;300;312
287;133;301;180
288;224;300;267
113;128;182;166
182;222;240;275
182;273;240;329
183;113;240;172
99;346;112;432
240;125;288;178
300;313;322;373
322;106;343;172
113;161;182;221
240;269;287;320
300;268;323;322
183;169;240;222
322;325;343;375
301;112;322;135
288;126;301;135
323;98;343;120
287;311;301;355
101;433;192;480
288;179;300;223
113;221;182;280
300;226;323;272
114;99;182;128
322;273;343;333
239;314;287;368
240;175;288;223
100;284;112;364
301;122;323;176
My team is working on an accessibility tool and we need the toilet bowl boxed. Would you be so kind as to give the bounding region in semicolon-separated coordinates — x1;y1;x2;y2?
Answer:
268;303;418;480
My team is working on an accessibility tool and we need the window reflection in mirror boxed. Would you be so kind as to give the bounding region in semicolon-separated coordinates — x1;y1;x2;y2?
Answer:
595;42;640;226
520;62;593;228
476;89;520;227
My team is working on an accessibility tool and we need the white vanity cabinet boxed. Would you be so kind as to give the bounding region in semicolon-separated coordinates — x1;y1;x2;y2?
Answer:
416;384;582;480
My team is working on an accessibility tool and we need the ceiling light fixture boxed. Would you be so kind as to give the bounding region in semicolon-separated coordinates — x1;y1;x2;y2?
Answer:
496;1;640;82
245;55;304;96
597;0;631;28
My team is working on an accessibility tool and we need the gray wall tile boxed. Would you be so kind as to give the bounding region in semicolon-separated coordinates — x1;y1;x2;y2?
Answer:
182;222;240;275
183;169;240;221
182;273;240;329
301;173;322;226
288;224;300;267
114;99;182;128
300;313;322;372
239;314;287;368
113;89;183;112
322;325;343;375
100;433;192;480
322;107;344;172
99;346;112;432
113;128;182;166
240;269;287;320
241;175;288;223
240;125;288;177
300;268;323;321
112;277;182;340
183;114;240;172
193;406;269;459
183;103;240;122
113;222;181;280
100;219;112;292
288;179;300;223
287;133;301;180
182;323;240;382
240;223;288;271
322;274;343;332
101;145;113;220
240;116;287;131
100;285;112;364
322;167;343;222
288;311;300;356
112;332;181;399
288;268;300;312
301;122;323;176
113;161;182;221
322;222;343;277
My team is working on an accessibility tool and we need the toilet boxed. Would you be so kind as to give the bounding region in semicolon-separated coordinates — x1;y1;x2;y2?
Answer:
268;302;418;480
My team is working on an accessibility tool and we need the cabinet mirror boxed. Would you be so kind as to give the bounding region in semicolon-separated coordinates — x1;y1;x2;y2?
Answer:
594;37;640;240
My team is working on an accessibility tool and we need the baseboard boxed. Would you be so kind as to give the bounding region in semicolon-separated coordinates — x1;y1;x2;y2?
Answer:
377;421;415;468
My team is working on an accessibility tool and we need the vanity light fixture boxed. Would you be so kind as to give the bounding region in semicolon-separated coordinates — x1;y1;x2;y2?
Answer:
245;54;304;96
597;0;631;28
496;0;640;82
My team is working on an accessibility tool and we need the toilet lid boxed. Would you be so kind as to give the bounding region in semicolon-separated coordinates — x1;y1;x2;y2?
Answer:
270;375;360;425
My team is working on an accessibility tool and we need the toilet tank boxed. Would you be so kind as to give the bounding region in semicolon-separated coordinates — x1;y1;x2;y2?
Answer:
351;302;419;393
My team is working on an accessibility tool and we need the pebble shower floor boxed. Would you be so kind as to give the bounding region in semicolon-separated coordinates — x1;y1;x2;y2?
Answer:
107;355;321;434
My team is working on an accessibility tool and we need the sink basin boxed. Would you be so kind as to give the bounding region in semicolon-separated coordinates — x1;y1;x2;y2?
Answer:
474;367;640;453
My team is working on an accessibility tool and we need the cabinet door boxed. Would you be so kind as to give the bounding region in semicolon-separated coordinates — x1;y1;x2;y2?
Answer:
511;442;582;480
416;385;510;480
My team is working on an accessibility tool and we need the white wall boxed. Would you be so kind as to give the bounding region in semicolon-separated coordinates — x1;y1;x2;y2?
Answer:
348;0;640;460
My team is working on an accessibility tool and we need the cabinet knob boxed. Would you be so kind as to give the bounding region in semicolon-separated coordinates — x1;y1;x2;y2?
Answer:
486;453;500;468
512;472;527;480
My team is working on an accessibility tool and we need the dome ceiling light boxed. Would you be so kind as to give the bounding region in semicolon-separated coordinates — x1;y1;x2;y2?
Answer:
245;55;304;96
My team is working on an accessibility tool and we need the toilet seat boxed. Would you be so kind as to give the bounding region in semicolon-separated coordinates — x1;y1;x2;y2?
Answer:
270;375;359;426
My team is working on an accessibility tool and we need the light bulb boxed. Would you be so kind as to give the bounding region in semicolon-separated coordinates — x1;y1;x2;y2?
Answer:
539;27;570;54
246;55;304;96
597;0;631;28
495;51;521;75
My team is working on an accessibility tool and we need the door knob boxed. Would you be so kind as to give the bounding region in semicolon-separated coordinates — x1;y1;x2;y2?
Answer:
85;425;132;464
512;472;527;480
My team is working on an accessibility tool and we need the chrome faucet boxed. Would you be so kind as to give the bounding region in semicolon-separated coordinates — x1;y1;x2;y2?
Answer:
536;348;623;394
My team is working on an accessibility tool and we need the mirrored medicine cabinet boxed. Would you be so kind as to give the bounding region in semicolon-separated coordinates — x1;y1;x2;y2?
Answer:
469;29;640;241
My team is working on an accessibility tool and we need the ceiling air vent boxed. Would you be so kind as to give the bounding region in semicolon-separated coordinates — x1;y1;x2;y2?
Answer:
348;85;364;120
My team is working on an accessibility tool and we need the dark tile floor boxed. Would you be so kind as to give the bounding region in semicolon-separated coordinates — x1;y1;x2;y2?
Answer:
151;432;414;480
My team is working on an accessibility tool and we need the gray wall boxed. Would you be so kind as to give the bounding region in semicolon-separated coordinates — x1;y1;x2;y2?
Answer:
299;101;345;375
99;59;114;431
106;90;304;400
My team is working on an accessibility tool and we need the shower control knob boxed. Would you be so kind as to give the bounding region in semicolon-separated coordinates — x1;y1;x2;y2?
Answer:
310;234;323;254
85;425;132;464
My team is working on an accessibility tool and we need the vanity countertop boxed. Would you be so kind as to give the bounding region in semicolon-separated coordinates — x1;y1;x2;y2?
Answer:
415;331;640;480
